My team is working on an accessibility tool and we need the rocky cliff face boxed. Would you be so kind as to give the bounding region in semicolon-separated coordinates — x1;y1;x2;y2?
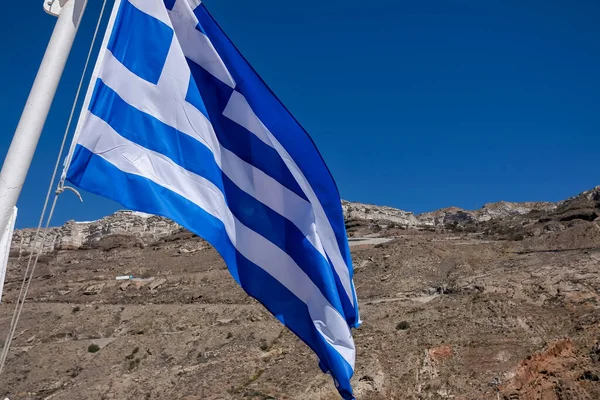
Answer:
11;187;599;255
11;211;182;257
417;201;557;227
344;197;561;229
341;200;420;227
479;201;557;220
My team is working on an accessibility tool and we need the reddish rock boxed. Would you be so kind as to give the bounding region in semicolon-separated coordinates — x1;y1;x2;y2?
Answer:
428;345;453;361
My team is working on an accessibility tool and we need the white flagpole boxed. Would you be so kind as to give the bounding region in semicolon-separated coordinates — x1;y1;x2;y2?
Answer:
0;0;88;234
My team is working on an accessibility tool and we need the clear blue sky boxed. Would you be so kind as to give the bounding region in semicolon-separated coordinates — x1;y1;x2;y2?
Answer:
1;0;598;228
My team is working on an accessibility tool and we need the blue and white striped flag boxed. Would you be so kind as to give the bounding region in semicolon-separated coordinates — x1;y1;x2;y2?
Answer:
65;0;360;397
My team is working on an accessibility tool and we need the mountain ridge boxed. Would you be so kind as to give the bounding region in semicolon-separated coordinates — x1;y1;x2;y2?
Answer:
11;186;599;256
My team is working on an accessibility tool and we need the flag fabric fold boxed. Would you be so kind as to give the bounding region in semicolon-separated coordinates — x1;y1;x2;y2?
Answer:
66;0;359;397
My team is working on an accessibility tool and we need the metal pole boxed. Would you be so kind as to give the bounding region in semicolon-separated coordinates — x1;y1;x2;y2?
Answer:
0;0;88;234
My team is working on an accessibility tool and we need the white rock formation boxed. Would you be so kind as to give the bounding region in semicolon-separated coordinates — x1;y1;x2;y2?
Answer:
477;201;556;222
417;207;475;227
418;202;557;226
11;211;181;256
342;201;420;227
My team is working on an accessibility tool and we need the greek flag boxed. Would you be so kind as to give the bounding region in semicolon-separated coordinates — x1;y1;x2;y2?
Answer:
65;0;359;397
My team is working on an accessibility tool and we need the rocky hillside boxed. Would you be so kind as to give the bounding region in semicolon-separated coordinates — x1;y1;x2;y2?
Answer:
0;187;600;400
14;187;598;256
417;200;557;227
1;187;599;400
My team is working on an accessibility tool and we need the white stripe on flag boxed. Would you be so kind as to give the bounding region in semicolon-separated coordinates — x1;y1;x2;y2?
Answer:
168;1;235;88
128;0;173;27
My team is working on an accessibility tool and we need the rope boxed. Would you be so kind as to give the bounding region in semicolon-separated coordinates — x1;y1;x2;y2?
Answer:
0;0;108;374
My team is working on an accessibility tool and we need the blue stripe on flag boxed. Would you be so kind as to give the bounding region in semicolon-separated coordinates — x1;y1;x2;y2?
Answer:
108;0;173;85
66;146;354;398
185;76;210;121
163;0;176;11
326;251;358;327
187;61;309;202
194;21;208;36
